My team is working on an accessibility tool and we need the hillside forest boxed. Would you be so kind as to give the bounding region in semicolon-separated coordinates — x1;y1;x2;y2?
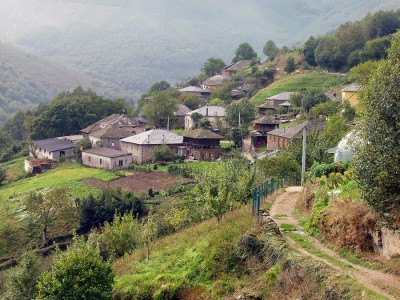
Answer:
0;8;399;300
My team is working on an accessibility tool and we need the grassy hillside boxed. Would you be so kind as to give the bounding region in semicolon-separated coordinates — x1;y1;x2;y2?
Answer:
250;72;346;105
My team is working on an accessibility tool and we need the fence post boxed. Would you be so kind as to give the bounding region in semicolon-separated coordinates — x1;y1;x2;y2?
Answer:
257;186;261;225
271;177;275;193
265;179;269;197
252;187;257;215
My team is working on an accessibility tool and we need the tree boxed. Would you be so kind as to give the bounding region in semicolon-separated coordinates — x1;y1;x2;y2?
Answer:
284;56;296;74
4;251;41;300
303;36;318;66
149;80;171;93
349;60;380;85
211;82;234;105
301;90;330;113
225;100;256;128
353;36;400;219
258;153;300;177
310;101;339;119
0;167;6;185
190;112;202;129
36;237;114;300
201;57;226;77
142;91;177;127
263;40;280;61
232;42;257;63
177;94;205;110
25;188;76;246
141;213;158;260
152;144;175;162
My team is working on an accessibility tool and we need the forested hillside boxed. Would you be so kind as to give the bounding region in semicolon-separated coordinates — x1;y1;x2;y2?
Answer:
0;0;399;100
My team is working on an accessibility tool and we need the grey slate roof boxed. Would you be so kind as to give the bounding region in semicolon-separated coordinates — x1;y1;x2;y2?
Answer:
203;75;231;86
83;147;130;158
183;128;223;139
120;129;183;145
32;138;75;152
223;60;252;72
267;121;326;139
265;92;295;101
186;105;226;117
253;116;280;125
174;104;192;117
179;86;211;93
341;84;362;92
81;114;139;135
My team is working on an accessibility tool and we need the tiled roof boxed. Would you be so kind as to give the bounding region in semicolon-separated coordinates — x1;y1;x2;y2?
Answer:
224;60;252;72
267;121;326;139
120;129;183;145
32;138;74;152
183;128;223;139
253;116;280;125
179;86;211;93
83;147;130;158
174;104;192;117
89;125;133;139
186;105;226;117
341;84;362;92
81;114;139;134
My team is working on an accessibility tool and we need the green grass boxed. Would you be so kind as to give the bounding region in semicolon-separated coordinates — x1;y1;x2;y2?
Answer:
155;161;222;173
113;207;253;298
256;145;267;153
0;157;27;183
250;73;346;105
0;163;119;220
280;223;296;232
220;140;234;149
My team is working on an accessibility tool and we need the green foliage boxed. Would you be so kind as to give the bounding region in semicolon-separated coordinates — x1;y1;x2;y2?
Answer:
284;56;296;74
348;60;381;85
142;91;178;127
211;82;234;105
77;188;143;232
25;188;76;246
303;36;318;66
177;93;205;110
152;144;175;163
3;251;41;300
353;35;400;219
201;57;226;77
149;81;171;93
263;40;280;61
37;236;114;300
232;42;257;63
310;101;339;119
0;167;6;185
258;153;300;177
308;161;351;179
199;118;211;129
225;99;256;128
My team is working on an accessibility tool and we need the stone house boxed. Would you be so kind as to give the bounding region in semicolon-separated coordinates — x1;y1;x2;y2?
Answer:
173;104;192;129
179;86;211;99
120;129;184;164
182;128;224;160
251;116;280;146
82;148;132;169
265;92;295;108
221;60;252;77
202;75;231;90
184;105;226;130
30;138;75;161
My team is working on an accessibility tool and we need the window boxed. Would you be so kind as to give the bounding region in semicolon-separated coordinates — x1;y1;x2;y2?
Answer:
111;142;115;147
88;156;91;162
100;159;103;164
119;160;123;166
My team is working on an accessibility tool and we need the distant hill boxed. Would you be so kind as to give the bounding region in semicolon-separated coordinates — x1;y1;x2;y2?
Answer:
0;42;95;125
0;0;399;102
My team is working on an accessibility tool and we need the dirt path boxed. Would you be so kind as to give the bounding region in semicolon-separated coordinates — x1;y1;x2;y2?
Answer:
270;187;400;300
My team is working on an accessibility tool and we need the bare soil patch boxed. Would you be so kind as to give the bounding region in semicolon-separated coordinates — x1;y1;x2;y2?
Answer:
82;171;193;194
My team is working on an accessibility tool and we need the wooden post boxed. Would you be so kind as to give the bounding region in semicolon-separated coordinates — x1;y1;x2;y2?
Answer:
301;126;307;186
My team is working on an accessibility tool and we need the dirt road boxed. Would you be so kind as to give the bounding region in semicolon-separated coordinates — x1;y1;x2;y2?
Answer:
270;187;400;300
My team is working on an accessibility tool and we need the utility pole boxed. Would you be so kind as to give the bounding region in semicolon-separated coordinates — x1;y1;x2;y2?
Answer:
167;116;170;131
301;126;307;186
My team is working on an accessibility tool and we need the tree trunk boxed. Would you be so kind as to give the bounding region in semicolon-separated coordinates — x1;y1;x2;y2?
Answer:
42;226;47;247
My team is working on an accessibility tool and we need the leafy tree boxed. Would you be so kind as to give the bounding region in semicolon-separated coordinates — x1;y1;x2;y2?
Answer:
211;82;234;105
301;90;330;113
152;144;175;162
3;251;41;300
199;118;211;129
303;36;318;66
340;100;356;122
25;188;76;246
141;212;158;260
353;36;400;219
0;167;6;185
36;237;114;300
190;112;202;129
177;94;205;110
225;100;256;128
258;153;300;177
348;60;380;85
142;91;177;127
310;101;339;119
263;40;280;61
201;57;226;77
149;80;171;93
284;56;296;74
232;42;257;63
100;212;141;258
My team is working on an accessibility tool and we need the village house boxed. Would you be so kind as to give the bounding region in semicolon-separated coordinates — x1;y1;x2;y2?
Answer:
82;147;132;169
179;86;211;99
81;114;146;150
202;75;231;90
266;121;325;151
120;129;184;164
341;83;362;107
265;92;295;108
182;128;224;160
184;105;226;131
30;138;75;161
257;102;277;116
220;60;252;77
251;115;280;146
24;159;57;174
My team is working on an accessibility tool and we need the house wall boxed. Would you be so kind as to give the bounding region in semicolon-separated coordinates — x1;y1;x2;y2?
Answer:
30;146;74;161
88;136;101;147
100;137;121;150
267;135;289;151
121;142;182;164
187;147;221;161
341;91;359;107
82;152;132;169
